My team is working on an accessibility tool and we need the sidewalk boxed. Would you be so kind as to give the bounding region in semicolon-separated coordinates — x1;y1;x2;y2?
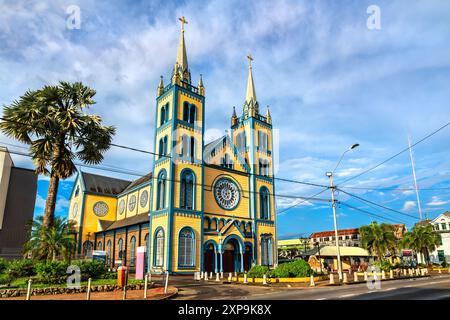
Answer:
2;286;178;300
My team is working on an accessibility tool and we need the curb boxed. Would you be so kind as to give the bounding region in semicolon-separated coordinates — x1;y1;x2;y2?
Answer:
323;275;431;287
155;287;178;300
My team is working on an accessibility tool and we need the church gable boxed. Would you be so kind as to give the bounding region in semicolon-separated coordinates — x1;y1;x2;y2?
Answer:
219;219;247;238
203;135;250;173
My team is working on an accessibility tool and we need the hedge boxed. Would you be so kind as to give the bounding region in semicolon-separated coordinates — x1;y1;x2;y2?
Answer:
247;260;314;278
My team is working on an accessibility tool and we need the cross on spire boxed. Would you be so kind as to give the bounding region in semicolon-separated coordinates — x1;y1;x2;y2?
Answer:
179;16;188;32
247;53;253;68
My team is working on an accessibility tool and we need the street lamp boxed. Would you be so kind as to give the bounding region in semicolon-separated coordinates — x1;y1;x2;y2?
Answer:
327;143;359;281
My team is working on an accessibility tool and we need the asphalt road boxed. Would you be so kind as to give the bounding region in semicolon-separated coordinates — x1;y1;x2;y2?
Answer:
239;275;450;300
165;274;450;300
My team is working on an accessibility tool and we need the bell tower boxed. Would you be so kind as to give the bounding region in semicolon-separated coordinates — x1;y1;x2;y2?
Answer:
150;17;205;273
231;54;276;266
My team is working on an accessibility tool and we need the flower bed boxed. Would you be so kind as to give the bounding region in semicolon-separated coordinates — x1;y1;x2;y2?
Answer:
0;282;152;298
233;275;327;284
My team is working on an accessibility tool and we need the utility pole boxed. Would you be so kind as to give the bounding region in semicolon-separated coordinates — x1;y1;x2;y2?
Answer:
326;143;359;282
408;136;423;220
327;172;343;281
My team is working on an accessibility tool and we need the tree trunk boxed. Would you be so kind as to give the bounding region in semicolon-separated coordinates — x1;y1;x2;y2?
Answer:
43;172;59;229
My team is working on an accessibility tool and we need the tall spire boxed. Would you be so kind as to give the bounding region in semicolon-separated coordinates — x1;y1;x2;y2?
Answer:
245;54;256;103
243;53;259;117
176;16;188;71
172;16;191;84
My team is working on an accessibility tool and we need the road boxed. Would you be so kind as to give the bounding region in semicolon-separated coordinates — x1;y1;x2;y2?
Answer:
167;274;450;300
236;275;450;300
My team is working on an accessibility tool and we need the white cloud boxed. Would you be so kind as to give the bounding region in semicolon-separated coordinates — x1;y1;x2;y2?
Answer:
402;201;416;212
55;196;70;212
427;196;450;207
34;194;46;209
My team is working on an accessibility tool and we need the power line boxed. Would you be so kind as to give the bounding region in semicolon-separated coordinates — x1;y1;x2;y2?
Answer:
337;185;450;191
336;188;420;220
276;187;330;215
339;202;407;224
0;117;327;188
1;147;331;203
337;122;450;185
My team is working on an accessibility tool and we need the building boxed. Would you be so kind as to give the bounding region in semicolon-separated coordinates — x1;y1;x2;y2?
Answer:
309;228;361;247
416;212;450;264
308;224;406;248
0;147;38;259
306;245;372;272
67;18;277;274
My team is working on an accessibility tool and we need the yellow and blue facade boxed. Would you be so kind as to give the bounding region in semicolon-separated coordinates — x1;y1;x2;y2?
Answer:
67;18;277;274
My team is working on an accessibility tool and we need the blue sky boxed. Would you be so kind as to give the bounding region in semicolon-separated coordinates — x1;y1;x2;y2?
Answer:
1;0;450;239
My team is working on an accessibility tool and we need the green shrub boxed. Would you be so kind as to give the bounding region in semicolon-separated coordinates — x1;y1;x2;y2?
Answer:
271;259;313;278
375;260;393;271
7;259;35;278
35;261;69;284
102;271;117;279
0;258;8;274
0;273;13;285
247;265;270;278
74;260;107;280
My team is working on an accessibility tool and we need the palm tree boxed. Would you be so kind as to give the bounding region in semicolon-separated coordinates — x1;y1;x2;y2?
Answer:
403;224;441;265
0;82;115;228
24;216;77;261
360;222;398;260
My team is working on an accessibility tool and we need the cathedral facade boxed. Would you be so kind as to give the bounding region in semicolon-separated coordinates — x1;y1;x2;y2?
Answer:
68;18;277;274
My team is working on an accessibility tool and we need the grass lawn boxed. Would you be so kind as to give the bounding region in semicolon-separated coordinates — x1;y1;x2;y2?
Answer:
8;277;145;289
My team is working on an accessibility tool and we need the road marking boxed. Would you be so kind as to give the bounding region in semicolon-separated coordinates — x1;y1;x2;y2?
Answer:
340;293;356;298
316;297;327;300
383;287;397;292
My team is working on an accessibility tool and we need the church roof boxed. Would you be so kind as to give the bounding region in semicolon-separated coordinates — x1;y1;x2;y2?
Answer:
121;172;152;193
101;213;149;231
81;171;131;196
203;135;250;173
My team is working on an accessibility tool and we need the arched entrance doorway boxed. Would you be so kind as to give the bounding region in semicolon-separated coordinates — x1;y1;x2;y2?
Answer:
203;242;216;273
243;243;252;271
222;237;243;272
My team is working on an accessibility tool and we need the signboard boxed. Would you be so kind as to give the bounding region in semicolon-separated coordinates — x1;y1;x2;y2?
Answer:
135;246;147;279
402;249;412;257
93;250;106;263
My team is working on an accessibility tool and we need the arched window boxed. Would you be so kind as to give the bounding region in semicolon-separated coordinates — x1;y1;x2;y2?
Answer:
260;236;273;266
83;241;93;257
182;102;196;124
259;159;269;176
118;238;124;261
181;135;195;161
259;187;270;219
160;106;166;126
211;218;217;231
189;104;196;124
204;217;211;229
178;228;195;267
106;240;112;265
183;102;189;122
156;171;166;210
236;132;246;151
159;136;168;158
180;170;195;210
144;233;149;270
221;154;233;169
97;241;103;250
160;103;169;126
129;236;136;267
154;228;165;267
